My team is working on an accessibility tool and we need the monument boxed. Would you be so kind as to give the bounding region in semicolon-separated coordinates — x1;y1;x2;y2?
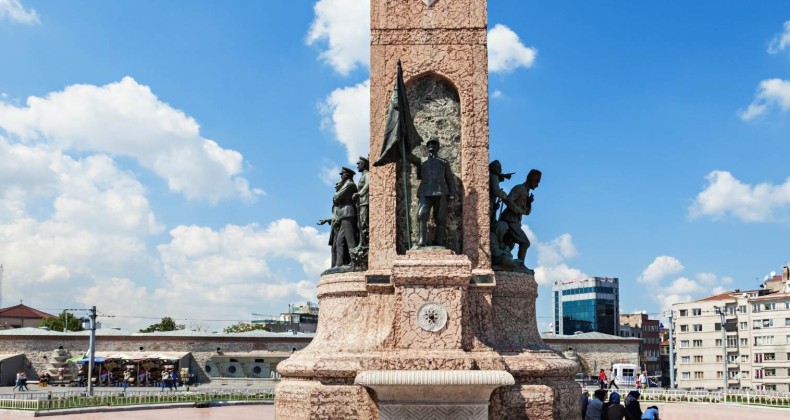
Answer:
275;1;580;419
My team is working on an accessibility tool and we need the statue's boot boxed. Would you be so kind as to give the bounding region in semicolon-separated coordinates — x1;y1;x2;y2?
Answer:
417;223;428;247
435;228;447;248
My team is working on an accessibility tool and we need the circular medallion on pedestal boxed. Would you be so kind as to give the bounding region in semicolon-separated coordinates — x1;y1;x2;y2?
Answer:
416;302;448;332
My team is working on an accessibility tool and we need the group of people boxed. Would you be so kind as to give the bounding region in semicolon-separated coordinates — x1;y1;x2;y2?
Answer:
11;370;29;391
582;389;660;420
598;369;649;390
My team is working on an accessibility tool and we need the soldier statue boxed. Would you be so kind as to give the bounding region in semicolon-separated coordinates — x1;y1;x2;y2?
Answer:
414;138;456;248
488;160;517;226
318;167;359;268
353;156;370;247
495;169;541;271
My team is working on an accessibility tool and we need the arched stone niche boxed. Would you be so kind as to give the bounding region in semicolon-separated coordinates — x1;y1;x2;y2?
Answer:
396;73;463;254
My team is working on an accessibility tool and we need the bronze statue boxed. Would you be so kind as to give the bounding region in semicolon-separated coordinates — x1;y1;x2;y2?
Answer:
318;167;359;268
353;156;370;247
495;169;541;271
488;160;517;226
414;138;456;248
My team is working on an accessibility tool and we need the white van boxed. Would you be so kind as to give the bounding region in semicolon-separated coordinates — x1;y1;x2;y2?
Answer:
611;363;638;387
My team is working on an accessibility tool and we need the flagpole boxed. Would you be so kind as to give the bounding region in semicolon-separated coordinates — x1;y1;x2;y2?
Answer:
400;125;412;250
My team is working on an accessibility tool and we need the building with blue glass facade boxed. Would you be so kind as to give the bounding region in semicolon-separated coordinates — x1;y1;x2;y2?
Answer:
552;277;619;336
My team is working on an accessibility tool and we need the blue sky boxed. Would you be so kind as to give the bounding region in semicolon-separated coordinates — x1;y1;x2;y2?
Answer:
0;0;788;331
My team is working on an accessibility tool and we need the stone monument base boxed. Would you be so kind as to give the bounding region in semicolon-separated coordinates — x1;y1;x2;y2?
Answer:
275;255;580;419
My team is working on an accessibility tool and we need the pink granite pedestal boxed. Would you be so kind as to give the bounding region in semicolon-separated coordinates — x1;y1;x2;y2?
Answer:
275;251;580;419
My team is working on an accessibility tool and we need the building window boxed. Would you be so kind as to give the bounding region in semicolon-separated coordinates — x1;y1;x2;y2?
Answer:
716;355;723;363
692;339;703;347
728;354;737;363
755;353;763;363
755;369;763;379
727;337;737;348
680;325;688;332
692;308;702;316
742;371;750;379
738;305;747;313
681;340;689;348
741;355;749;363
716;371;723;379
681;356;690;364
752;304;760;313
762;319;773;328
739;322;748;330
693;324;703;332
740;338;749;347
681;372;690;379
753;320;762;329
694;371;704;379
764;303;776;311
680;309;688;316
785;318;790;327
765;384;777;391
715;339;722;347
764;353;775;361
765;368;776;377
694;355;704;363
754;336;774;346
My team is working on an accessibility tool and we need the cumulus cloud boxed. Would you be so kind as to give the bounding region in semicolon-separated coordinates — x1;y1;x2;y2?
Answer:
525;227;588;286
0;77;262;203
738;78;790;120
319;79;371;164
488;24;538;73
319;163;341;187
306;0;370;75
0;0;39;24
768;20;790;54
690;170;790;223
638;256;684;283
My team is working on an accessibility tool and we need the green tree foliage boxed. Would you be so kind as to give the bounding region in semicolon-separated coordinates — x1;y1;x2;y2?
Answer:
139;317;185;333
39;311;85;332
223;322;270;334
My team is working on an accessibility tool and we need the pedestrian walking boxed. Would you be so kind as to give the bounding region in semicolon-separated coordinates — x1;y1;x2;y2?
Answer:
12;370;22;391
598;369;607;389
20;370;29;391
608;369;620;390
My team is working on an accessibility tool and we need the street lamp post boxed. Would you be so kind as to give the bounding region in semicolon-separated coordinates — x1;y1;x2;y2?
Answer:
714;306;727;402
86;306;97;396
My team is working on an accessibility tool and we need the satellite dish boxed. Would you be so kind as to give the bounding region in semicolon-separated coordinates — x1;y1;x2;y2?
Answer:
770;271;776;277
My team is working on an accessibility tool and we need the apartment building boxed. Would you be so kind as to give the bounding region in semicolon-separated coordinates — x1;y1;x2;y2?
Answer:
673;266;790;391
620;313;661;377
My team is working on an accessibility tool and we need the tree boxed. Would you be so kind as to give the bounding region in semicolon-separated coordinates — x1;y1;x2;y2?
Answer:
139;317;185;333
40;311;85;332
223;322;270;334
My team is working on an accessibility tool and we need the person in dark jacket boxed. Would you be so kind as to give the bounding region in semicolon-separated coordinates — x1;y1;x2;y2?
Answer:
624;390;642;419
604;392;636;420
580;389;590;419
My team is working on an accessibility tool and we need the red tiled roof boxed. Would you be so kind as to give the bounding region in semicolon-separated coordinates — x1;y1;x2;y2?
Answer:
696;292;735;302
0;304;54;319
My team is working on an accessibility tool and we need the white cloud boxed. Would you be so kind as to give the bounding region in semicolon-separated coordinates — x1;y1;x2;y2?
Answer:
491;89;504;99
738;78;790;120
665;276;704;295
655;292;693;314
306;0;370;75
0;77;262;203
525;227;587;286
690;170;790;223
638;256;684;283
320;79;371;164
488;24;537;73
319;163;341;187
768;20;790;54
0;0;39;24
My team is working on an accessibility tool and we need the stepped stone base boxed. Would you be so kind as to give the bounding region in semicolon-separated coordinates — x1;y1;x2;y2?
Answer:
275;256;580;419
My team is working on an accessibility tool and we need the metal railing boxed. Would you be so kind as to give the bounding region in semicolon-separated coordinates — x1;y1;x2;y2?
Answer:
0;388;275;411
583;387;790;408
